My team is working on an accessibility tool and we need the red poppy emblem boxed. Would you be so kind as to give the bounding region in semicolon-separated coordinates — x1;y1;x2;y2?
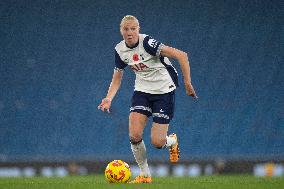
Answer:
133;54;139;61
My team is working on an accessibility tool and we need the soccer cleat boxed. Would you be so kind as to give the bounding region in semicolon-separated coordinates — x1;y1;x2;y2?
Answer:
128;176;152;184
169;133;180;163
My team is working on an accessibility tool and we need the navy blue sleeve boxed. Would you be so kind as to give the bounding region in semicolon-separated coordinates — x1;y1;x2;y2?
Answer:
115;50;127;70
143;35;162;56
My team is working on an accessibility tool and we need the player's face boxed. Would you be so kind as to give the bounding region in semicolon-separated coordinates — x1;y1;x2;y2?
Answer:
120;20;140;47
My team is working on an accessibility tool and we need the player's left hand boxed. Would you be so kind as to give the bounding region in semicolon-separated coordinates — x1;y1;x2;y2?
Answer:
185;83;198;99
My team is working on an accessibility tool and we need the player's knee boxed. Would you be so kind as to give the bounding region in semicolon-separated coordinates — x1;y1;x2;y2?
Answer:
129;135;142;145
151;138;166;149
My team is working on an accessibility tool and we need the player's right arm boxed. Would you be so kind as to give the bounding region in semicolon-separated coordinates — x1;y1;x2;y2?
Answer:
98;70;123;113
98;49;127;113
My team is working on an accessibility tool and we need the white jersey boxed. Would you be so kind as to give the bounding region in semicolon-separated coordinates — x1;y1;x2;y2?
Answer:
114;34;178;94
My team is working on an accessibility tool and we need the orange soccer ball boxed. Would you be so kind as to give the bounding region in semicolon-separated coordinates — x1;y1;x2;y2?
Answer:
104;160;131;183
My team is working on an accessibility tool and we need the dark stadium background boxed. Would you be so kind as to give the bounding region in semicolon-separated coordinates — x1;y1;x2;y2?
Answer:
0;0;283;176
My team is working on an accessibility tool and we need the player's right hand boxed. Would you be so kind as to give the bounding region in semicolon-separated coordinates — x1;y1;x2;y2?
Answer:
98;98;112;113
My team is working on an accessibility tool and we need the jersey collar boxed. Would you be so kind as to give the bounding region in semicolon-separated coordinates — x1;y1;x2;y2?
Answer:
125;40;139;49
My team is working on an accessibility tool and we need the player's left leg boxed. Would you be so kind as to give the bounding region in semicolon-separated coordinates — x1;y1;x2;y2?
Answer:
150;123;168;148
151;123;180;163
150;90;180;162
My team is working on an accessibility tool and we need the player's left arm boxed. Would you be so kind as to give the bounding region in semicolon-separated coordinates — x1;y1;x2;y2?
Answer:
161;45;198;98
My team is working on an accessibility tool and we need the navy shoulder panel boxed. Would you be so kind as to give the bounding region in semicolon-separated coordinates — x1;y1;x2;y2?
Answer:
115;50;127;70
143;35;161;56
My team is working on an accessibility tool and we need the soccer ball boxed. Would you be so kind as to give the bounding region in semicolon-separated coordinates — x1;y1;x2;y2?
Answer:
105;160;131;183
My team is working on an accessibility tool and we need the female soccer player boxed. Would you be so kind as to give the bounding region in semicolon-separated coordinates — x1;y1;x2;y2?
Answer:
98;15;197;183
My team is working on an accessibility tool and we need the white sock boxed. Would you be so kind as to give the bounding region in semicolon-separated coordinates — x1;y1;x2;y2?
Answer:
165;135;177;147
131;140;151;177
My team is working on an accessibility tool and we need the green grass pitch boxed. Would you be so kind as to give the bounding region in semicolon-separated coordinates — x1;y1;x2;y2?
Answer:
0;175;283;189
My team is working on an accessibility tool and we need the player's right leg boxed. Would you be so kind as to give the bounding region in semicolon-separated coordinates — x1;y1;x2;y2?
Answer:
128;91;152;183
129;112;152;183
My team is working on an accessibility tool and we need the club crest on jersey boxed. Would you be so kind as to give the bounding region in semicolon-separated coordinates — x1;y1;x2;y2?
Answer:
130;63;149;72
148;39;158;48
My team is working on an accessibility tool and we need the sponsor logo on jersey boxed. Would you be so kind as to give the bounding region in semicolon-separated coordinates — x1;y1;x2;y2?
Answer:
130;63;149;72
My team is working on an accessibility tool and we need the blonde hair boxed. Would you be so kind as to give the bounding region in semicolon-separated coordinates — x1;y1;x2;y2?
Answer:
120;15;140;28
